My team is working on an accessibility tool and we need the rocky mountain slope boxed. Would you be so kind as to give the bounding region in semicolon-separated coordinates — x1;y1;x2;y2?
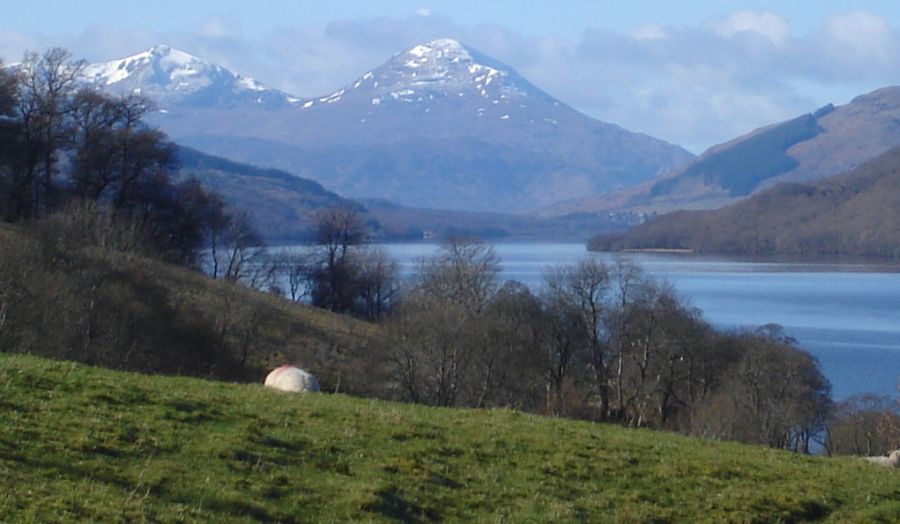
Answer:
85;41;693;212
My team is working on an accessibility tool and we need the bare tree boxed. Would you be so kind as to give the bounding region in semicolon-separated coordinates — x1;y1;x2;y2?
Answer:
475;281;545;410
354;246;400;320
0;61;23;220
826;394;900;456
309;206;369;313
610;280;708;428
692;327;832;451
388;237;501;407
416;237;500;312
16;48;85;217
542;257;612;419
218;210;264;283
269;249;315;302
69;89;157;205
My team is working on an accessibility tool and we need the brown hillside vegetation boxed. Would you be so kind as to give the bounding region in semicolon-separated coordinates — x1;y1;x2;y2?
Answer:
0;220;385;396
554;86;900;217
590;145;900;258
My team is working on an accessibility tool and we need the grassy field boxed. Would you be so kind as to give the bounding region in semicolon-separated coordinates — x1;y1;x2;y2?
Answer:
0;354;897;523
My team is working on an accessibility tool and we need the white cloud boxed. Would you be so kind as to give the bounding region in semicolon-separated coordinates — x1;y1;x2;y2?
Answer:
629;24;667;41
711;10;791;47
197;16;242;39
822;10;894;62
0;30;42;63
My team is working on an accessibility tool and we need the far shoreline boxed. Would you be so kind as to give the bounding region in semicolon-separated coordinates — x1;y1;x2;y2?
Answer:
264;241;900;271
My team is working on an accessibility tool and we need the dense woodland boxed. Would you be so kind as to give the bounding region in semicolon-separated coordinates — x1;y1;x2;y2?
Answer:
0;49;897;457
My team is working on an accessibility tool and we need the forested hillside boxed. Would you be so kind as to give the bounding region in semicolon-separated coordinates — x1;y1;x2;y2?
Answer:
0;49;384;393
176;147;362;242
590;145;900;258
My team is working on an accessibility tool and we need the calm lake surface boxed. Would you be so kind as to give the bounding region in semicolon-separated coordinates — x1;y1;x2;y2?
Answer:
380;243;900;402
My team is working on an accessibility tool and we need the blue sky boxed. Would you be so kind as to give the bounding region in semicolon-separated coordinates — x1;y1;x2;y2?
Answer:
10;1;900;40
5;1;900;152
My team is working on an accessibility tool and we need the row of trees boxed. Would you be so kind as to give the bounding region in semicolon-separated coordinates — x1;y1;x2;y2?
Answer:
0;48;253;266
382;239;836;452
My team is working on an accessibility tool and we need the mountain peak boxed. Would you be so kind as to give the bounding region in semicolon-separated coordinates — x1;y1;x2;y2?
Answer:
303;38;549;110
391;38;500;75
82;45;293;108
82;44;213;88
392;38;501;78
403;38;471;61
147;43;173;54
424;38;465;49
144;44;199;64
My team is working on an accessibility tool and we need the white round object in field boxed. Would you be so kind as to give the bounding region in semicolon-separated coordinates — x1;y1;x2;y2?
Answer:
864;450;900;468
264;365;320;393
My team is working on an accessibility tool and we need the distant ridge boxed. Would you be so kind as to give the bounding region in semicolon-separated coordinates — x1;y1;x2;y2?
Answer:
175;147;360;242
552;85;900;216
177;147;636;243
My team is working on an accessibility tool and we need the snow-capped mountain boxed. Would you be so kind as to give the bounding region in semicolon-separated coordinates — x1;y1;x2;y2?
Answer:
281;38;596;151
297;38;550;110
82;45;296;109
86;40;694;212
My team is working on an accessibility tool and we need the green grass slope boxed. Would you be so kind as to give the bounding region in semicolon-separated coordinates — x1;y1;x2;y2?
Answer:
1;355;896;523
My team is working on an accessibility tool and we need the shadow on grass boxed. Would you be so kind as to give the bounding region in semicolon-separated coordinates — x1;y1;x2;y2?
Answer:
364;486;440;523
162;398;225;423
202;496;288;523
0;451;133;490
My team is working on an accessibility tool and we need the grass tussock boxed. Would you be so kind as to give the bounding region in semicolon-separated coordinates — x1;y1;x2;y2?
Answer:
0;354;897;523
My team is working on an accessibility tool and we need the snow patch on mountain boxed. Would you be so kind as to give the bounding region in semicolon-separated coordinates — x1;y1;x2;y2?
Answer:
82;44;296;109
83;45;207;88
298;38;544;111
77;39;694;213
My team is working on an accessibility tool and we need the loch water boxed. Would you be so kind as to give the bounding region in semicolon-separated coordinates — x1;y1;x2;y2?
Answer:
380;243;900;402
